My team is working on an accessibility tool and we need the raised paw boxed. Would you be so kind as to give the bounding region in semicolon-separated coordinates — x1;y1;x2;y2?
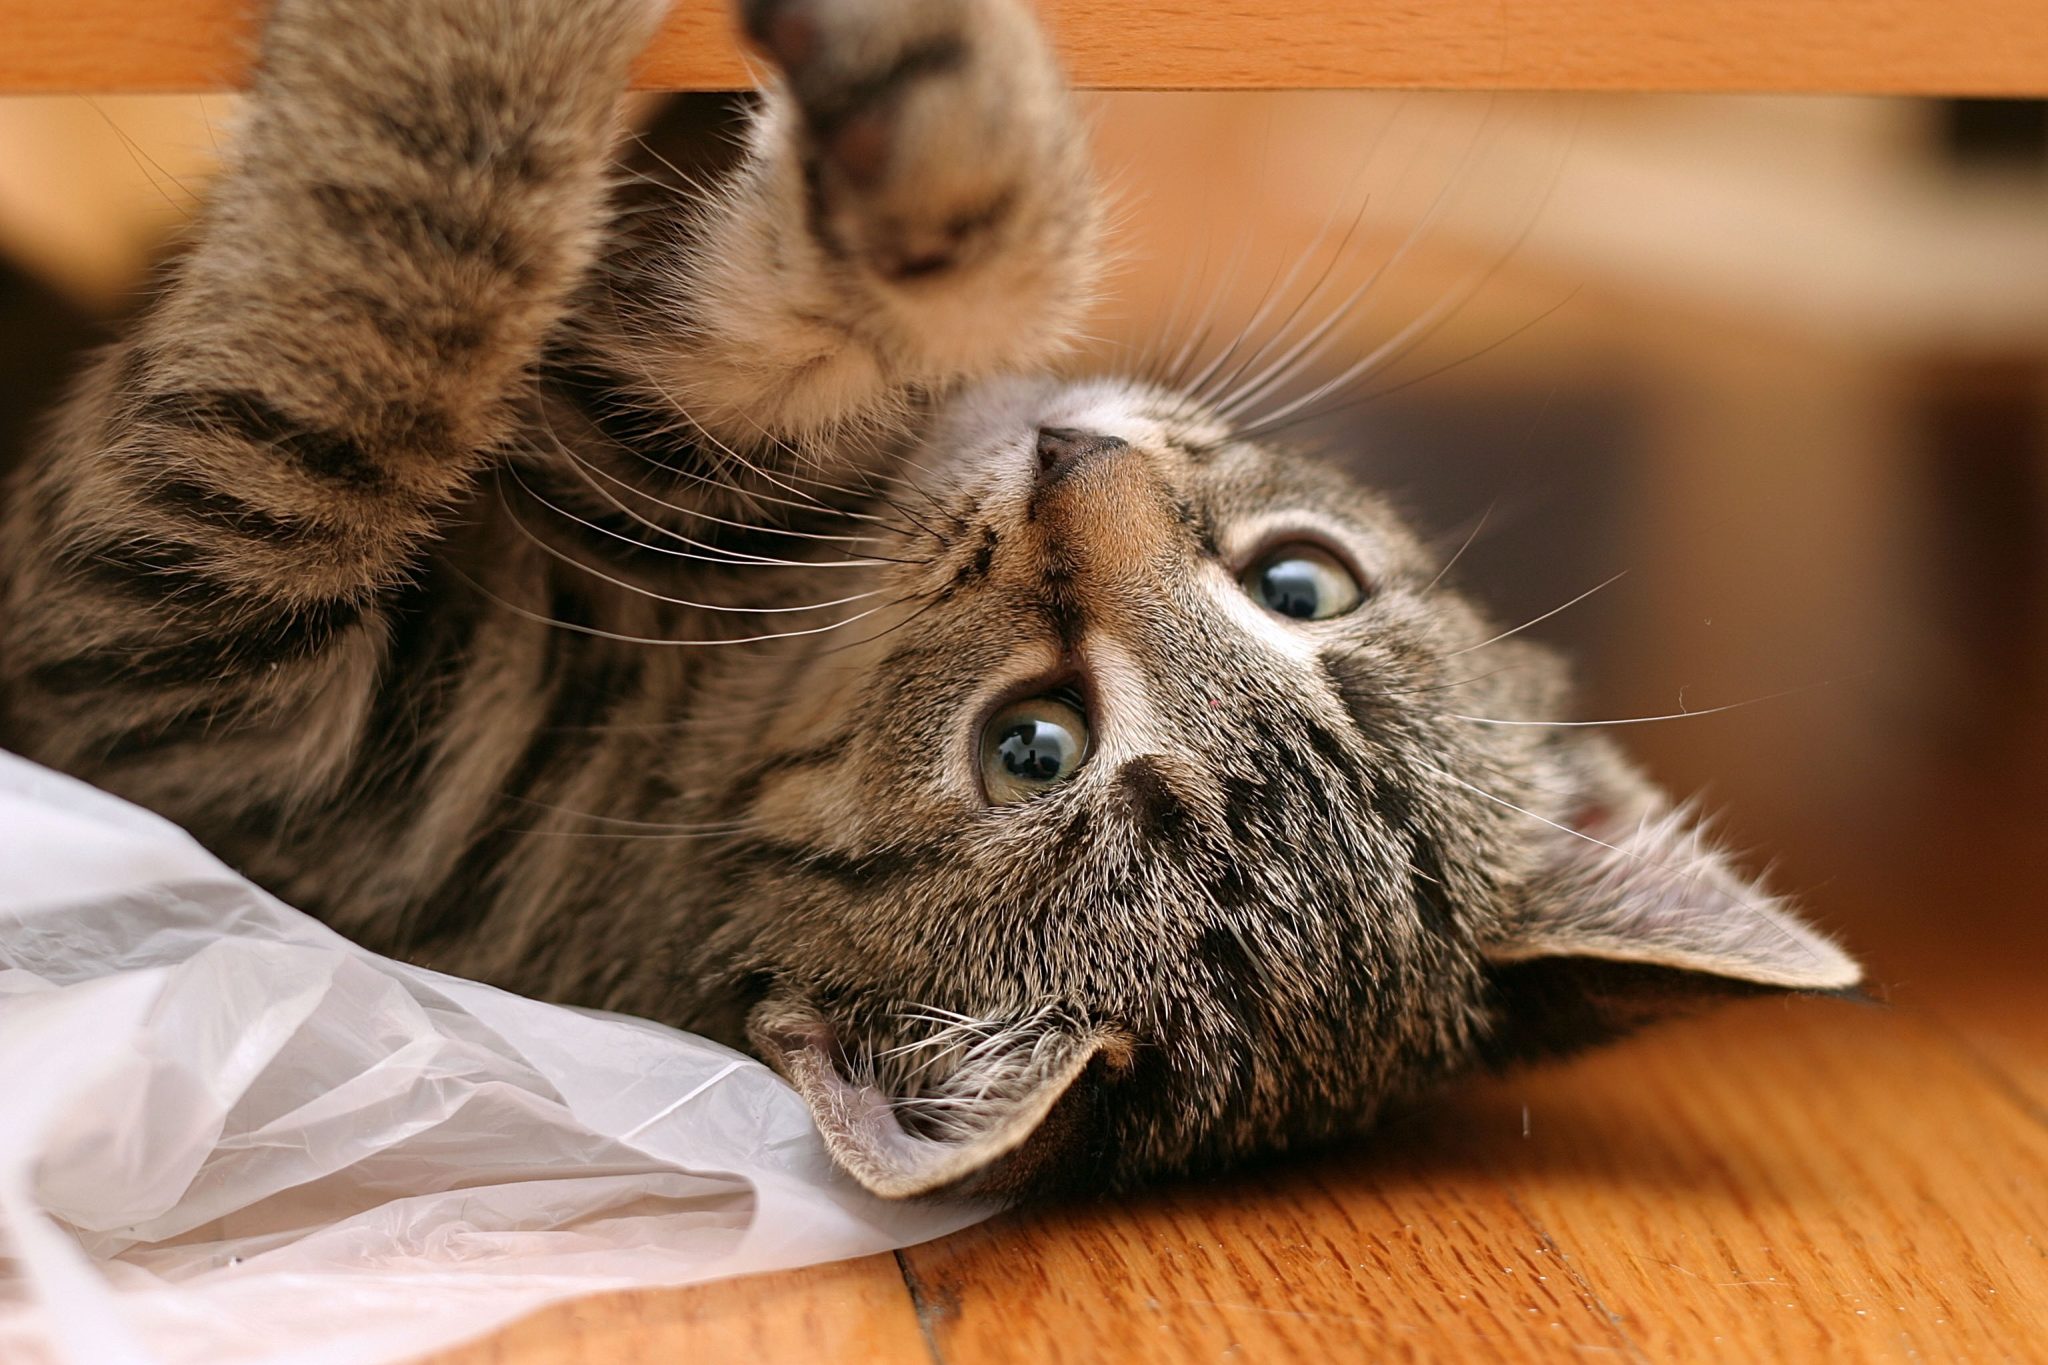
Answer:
738;0;1076;281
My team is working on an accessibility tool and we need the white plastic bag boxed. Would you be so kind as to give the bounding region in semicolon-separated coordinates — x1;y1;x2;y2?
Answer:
0;751;990;1365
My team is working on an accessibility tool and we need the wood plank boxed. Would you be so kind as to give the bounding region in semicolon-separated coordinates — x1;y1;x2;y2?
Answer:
1483;1004;2048;1361
4;0;2047;96
421;1254;934;1365
900;1128;1634;1363
897;996;2048;1364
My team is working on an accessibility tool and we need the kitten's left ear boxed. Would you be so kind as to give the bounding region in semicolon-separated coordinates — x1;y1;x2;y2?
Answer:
750;996;1123;1200
1477;756;1861;1065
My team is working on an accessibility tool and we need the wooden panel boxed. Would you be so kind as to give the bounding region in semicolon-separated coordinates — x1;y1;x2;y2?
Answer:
898;1006;2046;1364
421;1255;934;1365
1488;1007;2046;1360
897;1121;1635;1363
3;0;2047;95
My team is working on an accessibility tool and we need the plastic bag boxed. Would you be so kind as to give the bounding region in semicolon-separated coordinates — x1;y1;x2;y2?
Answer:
0;751;990;1365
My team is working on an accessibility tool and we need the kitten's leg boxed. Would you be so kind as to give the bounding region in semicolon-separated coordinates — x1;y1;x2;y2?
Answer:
570;0;1098;462
0;0;661;808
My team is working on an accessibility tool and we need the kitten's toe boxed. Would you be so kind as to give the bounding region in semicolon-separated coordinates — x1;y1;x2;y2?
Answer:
737;0;1071;282
738;0;980;181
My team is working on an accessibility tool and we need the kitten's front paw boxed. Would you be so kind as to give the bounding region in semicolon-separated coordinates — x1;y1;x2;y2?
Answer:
739;0;1072;280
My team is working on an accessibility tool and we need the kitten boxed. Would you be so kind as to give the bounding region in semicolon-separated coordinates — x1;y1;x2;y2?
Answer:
0;0;1858;1199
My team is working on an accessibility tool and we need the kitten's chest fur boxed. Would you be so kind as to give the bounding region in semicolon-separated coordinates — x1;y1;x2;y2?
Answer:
221;373;906;1022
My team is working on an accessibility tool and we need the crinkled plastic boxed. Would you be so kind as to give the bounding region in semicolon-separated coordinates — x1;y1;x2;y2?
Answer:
0;751;991;1365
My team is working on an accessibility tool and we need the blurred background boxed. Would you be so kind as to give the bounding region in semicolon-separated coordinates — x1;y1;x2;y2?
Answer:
0;90;2042;990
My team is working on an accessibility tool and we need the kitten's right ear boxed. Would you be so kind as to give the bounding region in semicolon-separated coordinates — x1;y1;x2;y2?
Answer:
749;995;1123;1200
1475;750;1861;1066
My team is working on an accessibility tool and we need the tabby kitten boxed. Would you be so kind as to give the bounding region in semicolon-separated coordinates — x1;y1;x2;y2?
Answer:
0;0;1858;1199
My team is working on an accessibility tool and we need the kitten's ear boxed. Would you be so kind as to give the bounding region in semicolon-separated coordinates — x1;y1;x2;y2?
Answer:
749;998;1122;1200
1477;755;1861;1065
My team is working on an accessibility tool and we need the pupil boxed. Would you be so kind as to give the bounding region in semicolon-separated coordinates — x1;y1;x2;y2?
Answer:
1260;560;1320;618
998;720;1069;782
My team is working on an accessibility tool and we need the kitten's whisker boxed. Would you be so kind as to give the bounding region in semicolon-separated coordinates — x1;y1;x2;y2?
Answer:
547;442;797;563
505;795;756;834
532;399;919;556
1448;680;1842;729
1325;662;1525;700
1422;497;1496;594
625;442;922;539
566;396;920;539
632;369;842;516
1229;247;1496;435
1426;765;1630;857
1213;95;1506;421
894;1005;1002;1029
1237;111;1576;439
707;399;966;541
543;707;789;735
507;460;904;569
572;336;936;540
85;98;201;214
561;443;915;560
1442;570;1627;658
1181;182;1374;405
1156;109;1272;392
1207;250;1402;420
1187;102;1411;406
499;482;884;615
444;561;889;647
625;131;717;200
1258;287;1580;440
1190;194;1377;413
812;585;951;656
512;826;767;841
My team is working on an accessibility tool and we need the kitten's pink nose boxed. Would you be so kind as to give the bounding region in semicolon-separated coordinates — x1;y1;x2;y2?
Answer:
1035;427;1129;489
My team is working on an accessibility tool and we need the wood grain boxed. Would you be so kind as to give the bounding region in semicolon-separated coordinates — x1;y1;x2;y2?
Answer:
419;1255;934;1365
899;1003;2047;1363
4;0;2048;95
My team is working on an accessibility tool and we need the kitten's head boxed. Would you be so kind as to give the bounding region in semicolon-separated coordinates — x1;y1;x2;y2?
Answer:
698;377;1858;1200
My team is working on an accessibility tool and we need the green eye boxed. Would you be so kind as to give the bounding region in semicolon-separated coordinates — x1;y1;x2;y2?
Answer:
980;695;1089;804
1242;543;1363;621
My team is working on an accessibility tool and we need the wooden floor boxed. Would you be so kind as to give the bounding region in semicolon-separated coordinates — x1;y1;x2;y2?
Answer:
427;755;2046;1365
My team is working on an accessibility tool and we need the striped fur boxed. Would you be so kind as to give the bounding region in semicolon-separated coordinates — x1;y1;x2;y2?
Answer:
0;0;1857;1199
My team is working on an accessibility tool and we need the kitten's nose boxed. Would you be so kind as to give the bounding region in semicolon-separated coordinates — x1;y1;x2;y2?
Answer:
1026;424;1174;586
1035;427;1129;490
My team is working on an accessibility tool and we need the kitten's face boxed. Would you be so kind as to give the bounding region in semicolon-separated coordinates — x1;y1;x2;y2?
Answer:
700;378;1858;1199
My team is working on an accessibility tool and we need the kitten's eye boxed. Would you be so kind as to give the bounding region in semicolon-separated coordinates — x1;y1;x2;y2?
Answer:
1242;543;1363;620
980;696;1089;803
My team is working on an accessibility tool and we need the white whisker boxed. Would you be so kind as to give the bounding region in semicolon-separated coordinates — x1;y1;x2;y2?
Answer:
1450;680;1842;729
1443;570;1627;657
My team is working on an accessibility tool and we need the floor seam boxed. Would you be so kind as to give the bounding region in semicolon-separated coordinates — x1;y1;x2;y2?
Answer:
1503;1189;1653;1365
893;1249;950;1365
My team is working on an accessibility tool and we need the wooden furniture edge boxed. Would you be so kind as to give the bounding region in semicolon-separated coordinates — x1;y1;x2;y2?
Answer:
3;0;2047;96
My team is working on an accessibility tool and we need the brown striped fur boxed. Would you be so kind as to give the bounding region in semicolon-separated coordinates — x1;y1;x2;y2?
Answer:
0;0;1858;1199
